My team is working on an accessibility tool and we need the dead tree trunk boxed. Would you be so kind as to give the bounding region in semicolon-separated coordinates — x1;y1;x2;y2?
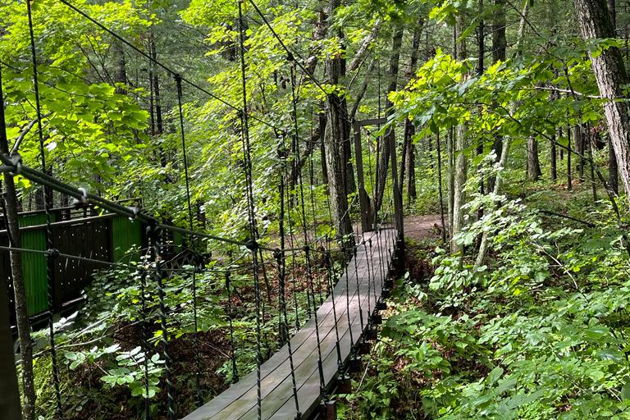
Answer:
574;0;630;201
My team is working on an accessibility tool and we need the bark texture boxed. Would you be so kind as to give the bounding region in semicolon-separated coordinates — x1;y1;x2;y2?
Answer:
527;136;542;180
324;0;353;248
574;0;630;201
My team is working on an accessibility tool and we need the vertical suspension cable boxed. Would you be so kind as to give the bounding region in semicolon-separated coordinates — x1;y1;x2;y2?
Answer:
225;270;239;383
288;62;327;399
174;74;203;406
341;240;354;348
363;239;377;316
149;225;175;419
324;248;343;368
236;3;263;417
257;248;271;358
352;246;364;330
139;251;151;420
25;2;63;416
275;150;301;416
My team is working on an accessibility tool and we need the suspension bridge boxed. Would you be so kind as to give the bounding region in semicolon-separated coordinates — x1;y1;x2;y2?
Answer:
0;0;405;419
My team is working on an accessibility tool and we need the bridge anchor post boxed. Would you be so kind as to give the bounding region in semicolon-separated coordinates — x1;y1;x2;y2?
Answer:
336;373;352;394
319;399;337;419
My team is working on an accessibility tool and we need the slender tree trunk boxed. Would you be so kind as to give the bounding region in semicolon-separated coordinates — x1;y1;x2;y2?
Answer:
575;125;586;181
487;0;506;191
318;109;329;185
374;27;404;218
574;0;630;202
527;136;542;180
451;17;468;254
447;127;455;238
149;33;165;167
406;139;416;202
588;132;599;201
609;136;619;193
400;20;424;203
475;137;511;267
0;66;35;420
550;133;558;181
436;131;447;243
113;38;127;94
567;125;573;190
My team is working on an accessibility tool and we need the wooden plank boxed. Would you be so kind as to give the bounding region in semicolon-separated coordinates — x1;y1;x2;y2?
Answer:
240;262;381;419
183;230;396;420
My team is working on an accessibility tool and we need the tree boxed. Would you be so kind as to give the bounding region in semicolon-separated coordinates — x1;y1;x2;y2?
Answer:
573;0;630;201
324;0;353;247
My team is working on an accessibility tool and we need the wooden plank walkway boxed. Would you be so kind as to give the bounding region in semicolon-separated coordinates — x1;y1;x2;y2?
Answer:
184;228;397;420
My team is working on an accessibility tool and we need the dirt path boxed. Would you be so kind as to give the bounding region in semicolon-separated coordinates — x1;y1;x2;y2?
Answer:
404;214;444;242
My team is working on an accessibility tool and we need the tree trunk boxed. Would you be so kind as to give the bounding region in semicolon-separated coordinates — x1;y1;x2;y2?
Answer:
400;20;424;203
447;127;455;238
451;124;467;253
451;17;468;254
374;27;404;218
406;137;417;202
113;38;127;94
527;136;542;180
0;66;36;420
475;137;511;267
550;133;558;181
0;266;21;420
487;0;506;191
567;125;573;190
575;125;586;181
324;0;353;249
607;0;619;194
492;0;507;63
574;0;630;202
609;137;619;193
318;109;329;185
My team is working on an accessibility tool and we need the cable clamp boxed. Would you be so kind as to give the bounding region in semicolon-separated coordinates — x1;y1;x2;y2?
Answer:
128;206;141;219
77;187;88;204
47;248;60;259
245;238;259;251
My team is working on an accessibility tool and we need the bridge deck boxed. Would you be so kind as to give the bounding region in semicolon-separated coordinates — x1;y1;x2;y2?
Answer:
184;228;397;420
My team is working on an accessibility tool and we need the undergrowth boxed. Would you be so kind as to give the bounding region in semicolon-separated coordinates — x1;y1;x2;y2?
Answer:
339;190;630;419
